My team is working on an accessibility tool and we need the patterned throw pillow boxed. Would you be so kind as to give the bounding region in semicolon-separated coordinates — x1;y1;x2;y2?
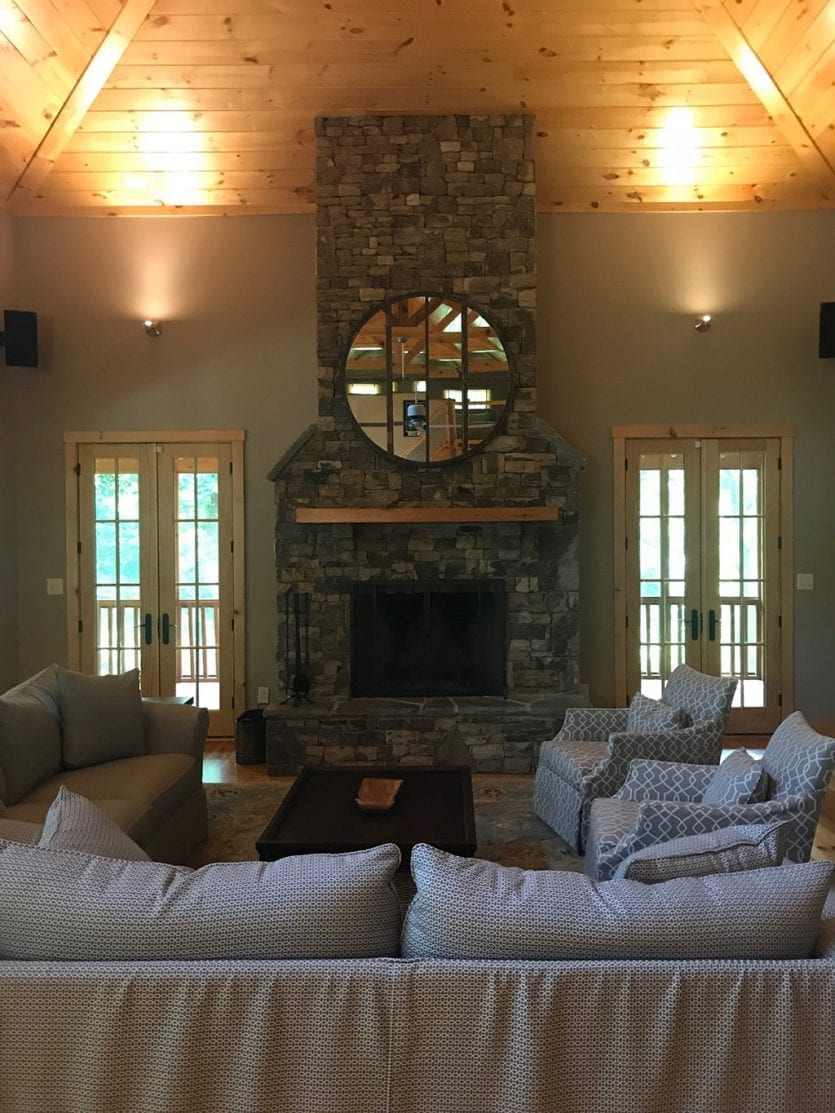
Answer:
701;749;767;805
612;822;788;883
626;692;686;733
401;843;832;961
39;786;150;861
58;667;145;769
0;841;402;961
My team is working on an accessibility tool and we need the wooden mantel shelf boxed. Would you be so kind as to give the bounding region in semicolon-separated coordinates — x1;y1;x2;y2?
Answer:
294;506;559;524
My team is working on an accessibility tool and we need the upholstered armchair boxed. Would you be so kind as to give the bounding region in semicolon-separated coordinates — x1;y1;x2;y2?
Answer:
532;665;738;853
584;710;835;881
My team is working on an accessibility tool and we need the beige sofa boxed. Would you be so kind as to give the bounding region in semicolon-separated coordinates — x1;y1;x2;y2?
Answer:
0;664;208;863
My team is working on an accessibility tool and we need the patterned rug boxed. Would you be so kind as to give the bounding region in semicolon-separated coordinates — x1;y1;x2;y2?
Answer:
190;774;582;872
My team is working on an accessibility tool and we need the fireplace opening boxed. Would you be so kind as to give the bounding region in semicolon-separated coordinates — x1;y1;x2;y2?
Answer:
351;580;506;698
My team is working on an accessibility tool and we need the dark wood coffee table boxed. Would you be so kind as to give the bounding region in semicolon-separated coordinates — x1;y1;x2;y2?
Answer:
256;764;476;868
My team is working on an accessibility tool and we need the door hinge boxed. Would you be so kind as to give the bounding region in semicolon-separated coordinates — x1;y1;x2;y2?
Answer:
231;616;235;630
624;458;628;470
778;693;783;707
625;614;629;628
74;463;81;476
78;620;83;633
231;696;235;709
230;540;234;553
77;541;82;554
777;536;782;549
229;462;233;474
778;614;782;628
777;457;782;470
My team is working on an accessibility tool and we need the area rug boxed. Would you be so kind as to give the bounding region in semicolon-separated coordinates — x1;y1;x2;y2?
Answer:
190;774;583;872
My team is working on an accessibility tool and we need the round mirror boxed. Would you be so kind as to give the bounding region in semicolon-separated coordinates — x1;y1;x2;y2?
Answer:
343;294;512;464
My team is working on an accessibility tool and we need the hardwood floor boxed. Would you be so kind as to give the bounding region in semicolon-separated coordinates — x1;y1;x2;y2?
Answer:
202;737;835;864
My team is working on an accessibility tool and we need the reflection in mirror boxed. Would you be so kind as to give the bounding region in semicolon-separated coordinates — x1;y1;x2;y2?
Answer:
344;294;511;463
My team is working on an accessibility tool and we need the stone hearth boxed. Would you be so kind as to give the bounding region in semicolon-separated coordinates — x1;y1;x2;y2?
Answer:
266;114;586;774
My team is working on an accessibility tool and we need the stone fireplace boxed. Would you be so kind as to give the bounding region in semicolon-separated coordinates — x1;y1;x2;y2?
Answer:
266;113;586;775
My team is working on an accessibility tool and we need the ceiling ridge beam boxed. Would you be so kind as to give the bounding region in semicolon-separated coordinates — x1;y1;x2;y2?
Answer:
6;0;158;210
692;0;835;198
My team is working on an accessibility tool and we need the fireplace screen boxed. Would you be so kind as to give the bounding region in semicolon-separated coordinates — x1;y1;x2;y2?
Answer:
351;581;505;698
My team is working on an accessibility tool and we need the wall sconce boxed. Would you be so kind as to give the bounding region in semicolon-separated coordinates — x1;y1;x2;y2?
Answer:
694;314;712;333
143;319;163;337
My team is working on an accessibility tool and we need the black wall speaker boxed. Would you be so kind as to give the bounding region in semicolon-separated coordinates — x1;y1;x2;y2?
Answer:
819;302;835;359
2;310;39;367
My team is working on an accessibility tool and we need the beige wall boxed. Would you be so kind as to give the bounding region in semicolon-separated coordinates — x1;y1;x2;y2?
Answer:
4;209;834;726
537;211;835;726
7;215;317;704
0;212;19;687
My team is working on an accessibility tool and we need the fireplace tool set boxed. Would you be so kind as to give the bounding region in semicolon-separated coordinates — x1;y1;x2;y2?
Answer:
282;589;312;704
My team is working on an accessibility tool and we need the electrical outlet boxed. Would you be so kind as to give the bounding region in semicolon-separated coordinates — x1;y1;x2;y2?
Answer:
257;686;270;704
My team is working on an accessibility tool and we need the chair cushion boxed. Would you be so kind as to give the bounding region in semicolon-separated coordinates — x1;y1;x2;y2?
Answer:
627;692;686;733
701;749;767;805
0;817;42;845
19;752;199;850
537;738;608;787
662;664;737;723
612;822;787;882
761;711;835;799
0;666;62;805
401;843;832;961
58;667;144;769
0;842;402;961
38;786;150;861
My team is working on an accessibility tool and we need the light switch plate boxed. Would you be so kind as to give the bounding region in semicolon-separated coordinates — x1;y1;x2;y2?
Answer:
796;573;814;591
46;578;64;596
257;686;270;704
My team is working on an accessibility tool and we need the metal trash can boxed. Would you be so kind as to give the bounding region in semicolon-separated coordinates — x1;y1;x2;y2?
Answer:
235;708;266;765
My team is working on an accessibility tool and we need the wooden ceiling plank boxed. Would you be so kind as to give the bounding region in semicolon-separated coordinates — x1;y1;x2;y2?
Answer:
64;127;315;152
739;0;795;51
0;34;63;137
789;38;835;123
119;38;729;67
89;80;762;113
756;0;831;79
11;0;91;72
694;0;835;193
0;5;83;96
771;4;835;99
44;167;313;189
48;0;114;52
13;183;314;209
55;146;312;171
7;0;163;205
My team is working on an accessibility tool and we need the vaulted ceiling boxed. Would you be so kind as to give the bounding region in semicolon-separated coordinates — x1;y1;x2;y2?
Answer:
1;0;833;216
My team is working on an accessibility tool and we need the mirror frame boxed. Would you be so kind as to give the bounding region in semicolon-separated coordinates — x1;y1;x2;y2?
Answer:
340;291;514;467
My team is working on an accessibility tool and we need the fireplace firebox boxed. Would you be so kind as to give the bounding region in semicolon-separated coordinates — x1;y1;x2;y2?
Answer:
351;581;506;698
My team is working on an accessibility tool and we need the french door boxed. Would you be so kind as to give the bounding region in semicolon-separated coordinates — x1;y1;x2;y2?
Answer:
614;427;793;733
66;432;245;736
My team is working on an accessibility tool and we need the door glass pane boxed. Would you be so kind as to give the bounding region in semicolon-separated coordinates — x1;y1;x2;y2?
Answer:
718;452;765;708
92;458;142;677
637;452;687;695
174;457;221;710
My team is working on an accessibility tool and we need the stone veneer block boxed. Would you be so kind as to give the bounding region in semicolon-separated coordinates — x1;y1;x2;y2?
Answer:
269;114;585;726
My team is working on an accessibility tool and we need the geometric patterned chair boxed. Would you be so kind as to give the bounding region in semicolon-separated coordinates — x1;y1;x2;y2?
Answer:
532;665;738;853
584;710;835;880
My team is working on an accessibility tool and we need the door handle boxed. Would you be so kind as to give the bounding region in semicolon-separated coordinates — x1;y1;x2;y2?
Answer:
708;609;719;641
160;612;177;645
689;609;699;640
135;613;152;645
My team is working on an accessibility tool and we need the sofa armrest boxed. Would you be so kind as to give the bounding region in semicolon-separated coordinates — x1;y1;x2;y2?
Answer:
142;700;209;762
616;759;715;802
556;707;629;743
